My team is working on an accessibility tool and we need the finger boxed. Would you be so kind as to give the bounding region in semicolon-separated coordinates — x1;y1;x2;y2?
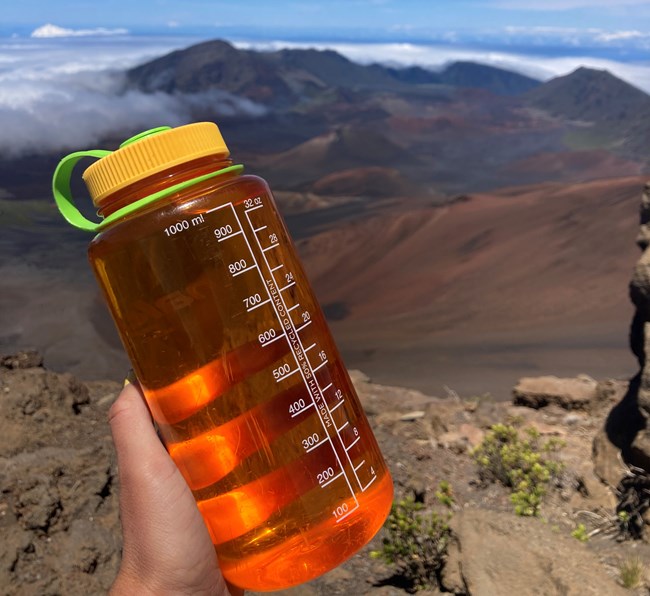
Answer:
108;382;176;478
109;381;155;447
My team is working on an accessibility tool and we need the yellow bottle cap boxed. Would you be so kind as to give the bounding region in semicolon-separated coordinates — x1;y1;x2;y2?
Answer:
83;122;229;206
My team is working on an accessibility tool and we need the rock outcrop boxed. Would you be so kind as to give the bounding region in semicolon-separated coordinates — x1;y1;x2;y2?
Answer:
453;508;627;596
0;352;121;594
602;182;650;476
513;375;597;411
2;351;649;594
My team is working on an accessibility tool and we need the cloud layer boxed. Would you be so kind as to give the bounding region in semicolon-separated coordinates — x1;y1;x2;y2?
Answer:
0;36;266;157
2;30;649;157
236;39;650;93
31;24;129;38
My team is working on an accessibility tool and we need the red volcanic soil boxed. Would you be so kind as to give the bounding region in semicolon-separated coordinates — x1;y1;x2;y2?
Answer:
387;114;473;135
500;150;643;183
312;167;417;197
264;126;414;189
2;174;643;400
298;176;644;397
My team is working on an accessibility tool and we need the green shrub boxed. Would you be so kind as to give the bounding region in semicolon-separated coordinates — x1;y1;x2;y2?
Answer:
435;481;455;508
471;424;564;516
571;523;589;542
619;556;643;589
370;495;452;591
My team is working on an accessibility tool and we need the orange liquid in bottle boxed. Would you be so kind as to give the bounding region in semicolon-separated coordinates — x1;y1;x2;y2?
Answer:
89;160;393;591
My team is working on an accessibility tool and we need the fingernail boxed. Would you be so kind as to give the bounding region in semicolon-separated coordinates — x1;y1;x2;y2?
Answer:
123;369;136;387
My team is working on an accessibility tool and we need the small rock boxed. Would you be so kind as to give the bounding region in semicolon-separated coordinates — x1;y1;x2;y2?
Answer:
400;411;425;422
592;428;628;488
513;376;597;411
563;413;582;426
458;423;484;448
438;431;469;454
1;351;44;370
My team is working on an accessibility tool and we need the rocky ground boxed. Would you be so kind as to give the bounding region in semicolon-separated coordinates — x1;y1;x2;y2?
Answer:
1;352;649;595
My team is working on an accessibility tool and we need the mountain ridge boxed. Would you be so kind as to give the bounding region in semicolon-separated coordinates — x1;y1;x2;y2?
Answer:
126;38;543;107
525;66;650;123
439;60;540;96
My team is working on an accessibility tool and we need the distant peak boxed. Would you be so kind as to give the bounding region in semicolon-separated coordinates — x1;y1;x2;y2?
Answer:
525;63;650;123
570;66;611;77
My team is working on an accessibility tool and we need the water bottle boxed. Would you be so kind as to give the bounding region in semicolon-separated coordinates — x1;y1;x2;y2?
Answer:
51;122;393;591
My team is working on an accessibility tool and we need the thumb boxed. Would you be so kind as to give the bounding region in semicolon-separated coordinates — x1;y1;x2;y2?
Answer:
108;381;186;561
108;382;177;485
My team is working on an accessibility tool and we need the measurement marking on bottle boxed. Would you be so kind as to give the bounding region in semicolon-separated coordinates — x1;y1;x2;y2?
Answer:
240;201;360;510
353;460;366;472
244;204;264;213
362;475;378;491
330;399;345;413
279;281;296;292
247;298;271;312
205;204;232;214
260;333;285;347
304;342;316;352
335;502;360;524
287;303;300;312
322;382;333;392
232;264;258;277
346;436;361;452
312;374;370;493
306;435;331;453
313;359;328;373
271;264;284;272
291;402;314;418
320;471;344;489
262;243;279;253
295;320;312;333
274;367;300;383
253;225;267;233
217;230;242;242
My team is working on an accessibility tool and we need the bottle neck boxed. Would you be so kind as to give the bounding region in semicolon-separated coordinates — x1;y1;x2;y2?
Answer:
96;155;235;219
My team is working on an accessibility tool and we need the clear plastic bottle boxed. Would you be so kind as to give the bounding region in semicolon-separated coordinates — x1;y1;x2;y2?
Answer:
52;123;393;591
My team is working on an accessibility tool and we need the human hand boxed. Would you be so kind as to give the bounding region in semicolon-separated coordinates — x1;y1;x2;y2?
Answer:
108;382;244;596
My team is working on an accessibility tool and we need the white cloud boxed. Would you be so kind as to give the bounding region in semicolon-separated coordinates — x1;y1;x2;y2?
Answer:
0;82;265;156
3;34;650;157
0;37;265;157
31;24;129;38
499;25;650;48
504;26;585;34
596;30;648;42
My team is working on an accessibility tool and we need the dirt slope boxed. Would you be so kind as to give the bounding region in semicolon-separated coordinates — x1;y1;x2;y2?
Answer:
295;176;643;394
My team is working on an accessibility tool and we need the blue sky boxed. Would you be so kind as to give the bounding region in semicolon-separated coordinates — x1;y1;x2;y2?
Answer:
1;0;650;156
3;0;650;45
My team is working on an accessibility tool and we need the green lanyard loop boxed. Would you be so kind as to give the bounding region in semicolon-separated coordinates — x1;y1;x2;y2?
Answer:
51;150;244;233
